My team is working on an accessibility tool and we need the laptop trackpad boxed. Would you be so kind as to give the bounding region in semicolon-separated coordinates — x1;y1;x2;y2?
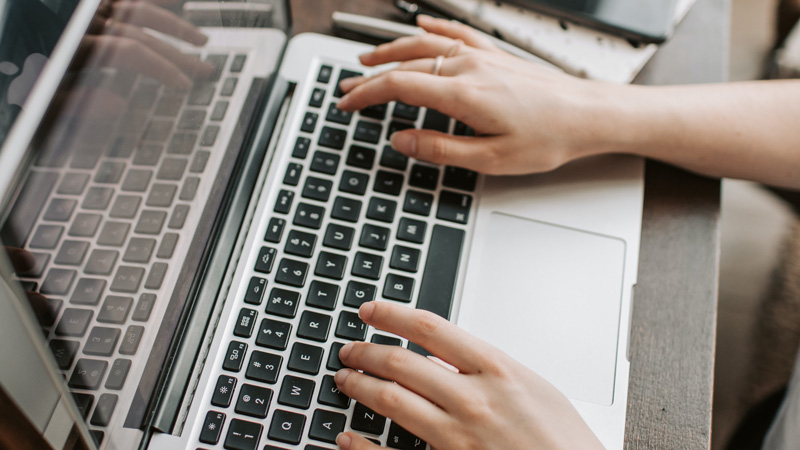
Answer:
462;212;626;406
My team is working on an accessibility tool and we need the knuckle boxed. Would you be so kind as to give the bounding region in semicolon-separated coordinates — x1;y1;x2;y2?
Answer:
427;135;450;163
382;71;404;90
383;348;409;372
411;311;442;339
374;385;400;411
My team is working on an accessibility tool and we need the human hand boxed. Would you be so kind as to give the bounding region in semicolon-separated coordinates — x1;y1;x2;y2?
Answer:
334;301;604;450
337;15;630;175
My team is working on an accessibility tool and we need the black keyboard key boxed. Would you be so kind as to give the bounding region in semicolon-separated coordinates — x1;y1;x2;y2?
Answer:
360;103;388;120
121;169;152;192
359;224;389;251
392;102;419;121
157;157;187;181
110;266;145;293
383;273;415;302
97;295;133;323
331;196;361;222
188;83;215;106
366;197;396;223
314;251;347;280
144;119;174;141
346;145;375;170
105;359;131;390
83;250;117;277
283;163;303;186
334;69;362;97
123;237;156;263
72;393;94;419
256;318;292;350
177;109;205;130
453;121;475;137
374;170;404;196
397;217;426;244
49;339;79;370
344;281;376;308
41;268;77;295
285;230;317;258
44;198;76;221
200;126;219;147
301;112;318;133
98;222;129;247
340;170;369;196
274;190;294;214
326;342;346;371
94;161;125;184
288;342;324;375
69;213;102;237
352;252;383;280
309;87;325;108
307;281;339;310
443;166;478;192
335;311;367;341
211;101;228;121
310;151;340;175
90;393;117;426
268;410;306;445
294;203;325;229
390;246;421;273
54;240;89;266
255;246;277;274
223;341;248;372
386;120;414;141
293;136;311;159
317;65;333;83
403;190;433;216
133;143;163;166
266;288;301;318
231;54;247;72
68;359;107;390
380;145;409;171
155;95;184;118
144;184;175;208
200;411;226;445
110;195;142;218
90;430;104;447
422;108;450;133
180;178;199;201
234;308;258;338
245;277;268;305
323;223;354;250
58;172;90;195
36;296;60;326
302;176;333;202
318;126;347;150
278;375;316;409
371;334;403;346
437;190;472;224
56;308;93;337
351;402;387;435
387;422;427;449
212;375;237;408
326;102;352;125
119;325;144;355
135;210;167;235
221;77;238;97
275;258;309;287
409;164;440;190
168;204;188;229
309;409;347;443
318;375;350;409
353;120;382;144
224;419;262;450
246;351;282;385
132;293;156;321
70;278;106;305
205;54;228;81
30;225;63;249
265;218;286;243
297;310;332;342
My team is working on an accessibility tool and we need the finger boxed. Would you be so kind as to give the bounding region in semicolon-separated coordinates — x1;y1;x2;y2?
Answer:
106;20;214;78
113;1;208;46
337;70;458;113
417;15;500;52
25;291;52;326
336;432;382;450
358;302;498;374
5;247;35;273
84;35;192;89
341;57;461;94
360;33;466;67
390;129;502;173
334;369;450;442
338;341;462;405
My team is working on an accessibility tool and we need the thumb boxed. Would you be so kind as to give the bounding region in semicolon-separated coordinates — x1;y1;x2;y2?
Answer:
390;129;497;173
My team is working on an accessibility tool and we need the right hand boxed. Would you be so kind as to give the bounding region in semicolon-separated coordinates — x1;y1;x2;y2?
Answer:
338;16;630;175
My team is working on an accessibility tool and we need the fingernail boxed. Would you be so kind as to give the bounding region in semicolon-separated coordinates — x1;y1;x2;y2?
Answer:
337;433;352;450
358;301;375;321
335;369;351;386
338;94;351;109
339;342;353;361
391;132;417;157
417;14;434;24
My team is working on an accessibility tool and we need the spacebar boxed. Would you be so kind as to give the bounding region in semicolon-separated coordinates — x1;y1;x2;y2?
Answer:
416;224;465;319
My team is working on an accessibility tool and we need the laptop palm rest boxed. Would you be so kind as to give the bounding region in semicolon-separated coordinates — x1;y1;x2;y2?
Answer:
462;212;625;406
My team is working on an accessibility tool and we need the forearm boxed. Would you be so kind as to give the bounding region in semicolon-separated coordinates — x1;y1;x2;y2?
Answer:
597;80;800;189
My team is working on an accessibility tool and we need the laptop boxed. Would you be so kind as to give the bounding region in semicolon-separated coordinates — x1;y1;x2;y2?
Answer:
0;0;644;449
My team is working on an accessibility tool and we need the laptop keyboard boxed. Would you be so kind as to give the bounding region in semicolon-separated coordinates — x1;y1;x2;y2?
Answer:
8;51;248;446
197;62;478;450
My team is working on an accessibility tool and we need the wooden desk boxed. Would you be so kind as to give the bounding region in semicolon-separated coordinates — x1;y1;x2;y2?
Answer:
289;0;726;447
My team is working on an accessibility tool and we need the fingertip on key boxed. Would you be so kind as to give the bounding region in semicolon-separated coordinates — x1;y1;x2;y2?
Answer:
358;301;376;321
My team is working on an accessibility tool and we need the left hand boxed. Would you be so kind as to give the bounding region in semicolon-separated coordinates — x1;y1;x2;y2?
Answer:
334;301;604;450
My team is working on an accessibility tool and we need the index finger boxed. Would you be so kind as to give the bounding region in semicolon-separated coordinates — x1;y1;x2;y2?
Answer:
358;301;495;374
113;1;208;46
